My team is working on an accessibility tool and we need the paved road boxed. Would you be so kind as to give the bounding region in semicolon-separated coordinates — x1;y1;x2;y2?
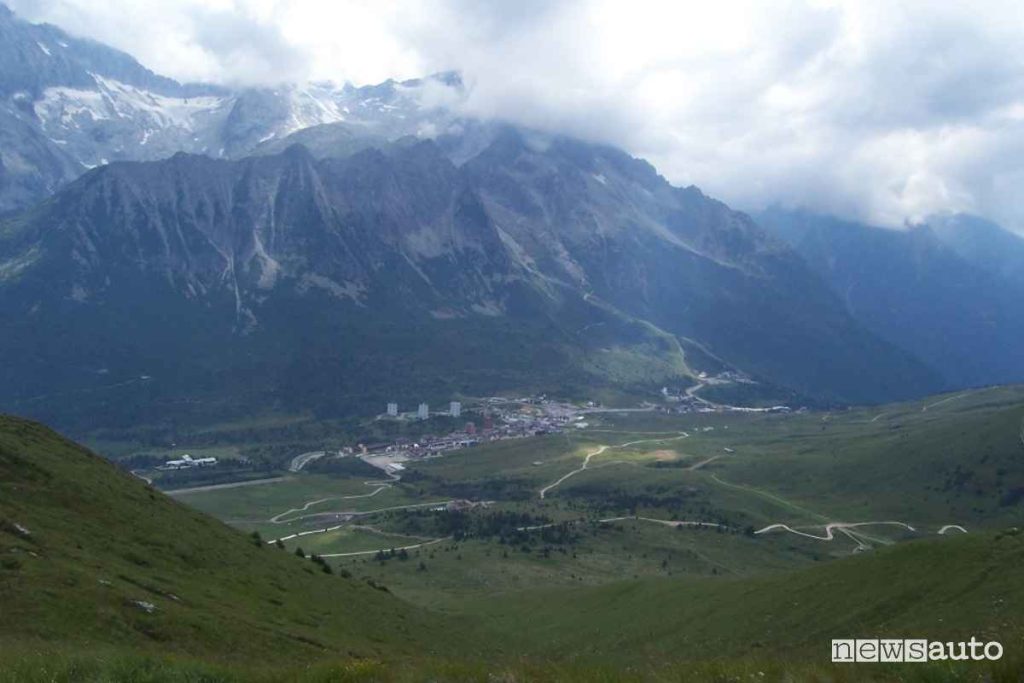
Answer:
166;476;291;496
288;450;327;472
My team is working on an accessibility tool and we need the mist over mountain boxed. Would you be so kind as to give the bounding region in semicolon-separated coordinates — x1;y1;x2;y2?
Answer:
757;207;1024;389
0;4;462;214
5;2;1024;431
927;213;1024;290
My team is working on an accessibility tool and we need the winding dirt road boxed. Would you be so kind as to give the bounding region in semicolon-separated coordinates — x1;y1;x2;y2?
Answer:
266;500;457;544
921;391;972;412
320;535;451;559
538;432;690;499
269;478;397;524
754;521;966;549
269;470;403;524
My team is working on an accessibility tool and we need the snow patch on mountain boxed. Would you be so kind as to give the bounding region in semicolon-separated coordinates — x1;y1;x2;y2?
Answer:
35;74;227;132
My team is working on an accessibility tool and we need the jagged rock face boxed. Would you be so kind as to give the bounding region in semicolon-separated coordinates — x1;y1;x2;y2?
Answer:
0;4;946;427
0;133;942;428
7;142;519;325
0;140;580;426
0;4;199;98
0;107;80;214
463;129;940;403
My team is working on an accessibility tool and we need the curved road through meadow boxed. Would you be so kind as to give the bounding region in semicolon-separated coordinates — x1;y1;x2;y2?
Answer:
538;432;690;499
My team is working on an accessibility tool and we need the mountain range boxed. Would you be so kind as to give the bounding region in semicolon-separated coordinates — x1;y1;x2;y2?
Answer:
757;208;1024;389
0;3;457;215
2;3;1023;430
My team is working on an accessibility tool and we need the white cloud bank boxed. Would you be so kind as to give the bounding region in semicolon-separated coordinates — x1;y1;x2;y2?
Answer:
12;0;1024;232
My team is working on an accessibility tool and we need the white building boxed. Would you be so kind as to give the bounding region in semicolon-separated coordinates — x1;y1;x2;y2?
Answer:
161;454;217;470
417;403;429;420
386;402;398;417
450;401;461;418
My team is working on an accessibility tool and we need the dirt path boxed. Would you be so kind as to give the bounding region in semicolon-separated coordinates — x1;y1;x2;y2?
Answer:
317;513;728;562
273;499;452;528
755;521;917;545
266;499;457;544
538;432;690;499
538;445;609;499
709;474;828;521
269;480;396;524
687;454;722;471
515;515;727;534
921;391;972;412
269;472;401;524
599;515;727;529
320;536;451;558
288;514;957;563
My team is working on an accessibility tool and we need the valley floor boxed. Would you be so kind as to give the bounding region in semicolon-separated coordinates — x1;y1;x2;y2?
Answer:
166;385;1024;611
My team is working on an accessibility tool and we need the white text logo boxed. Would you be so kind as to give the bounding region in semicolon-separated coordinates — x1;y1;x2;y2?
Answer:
831;638;1003;663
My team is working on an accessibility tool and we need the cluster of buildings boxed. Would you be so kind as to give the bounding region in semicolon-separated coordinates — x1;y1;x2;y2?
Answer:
159;454;218;470
385;401;462;420
368;397;584;462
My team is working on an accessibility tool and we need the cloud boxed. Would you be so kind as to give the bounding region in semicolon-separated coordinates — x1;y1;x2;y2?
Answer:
10;0;1024;232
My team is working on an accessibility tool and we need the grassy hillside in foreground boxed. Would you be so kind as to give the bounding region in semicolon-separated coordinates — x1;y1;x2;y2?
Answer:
2;412;1024;681
473;529;1024;662
0;415;475;665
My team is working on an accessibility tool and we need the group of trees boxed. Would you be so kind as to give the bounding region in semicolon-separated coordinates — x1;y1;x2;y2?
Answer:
374;548;410;563
387;508;570;545
401;471;535;502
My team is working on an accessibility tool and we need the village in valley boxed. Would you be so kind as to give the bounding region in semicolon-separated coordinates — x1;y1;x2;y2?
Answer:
150;372;794;479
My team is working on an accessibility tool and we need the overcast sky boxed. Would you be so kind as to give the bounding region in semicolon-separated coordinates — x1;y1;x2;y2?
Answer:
12;0;1024;232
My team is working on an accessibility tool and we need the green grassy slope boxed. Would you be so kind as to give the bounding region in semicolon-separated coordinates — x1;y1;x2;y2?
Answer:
3;409;1024;681
475;529;1024;662
673;385;1024;528
0;415;473;666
